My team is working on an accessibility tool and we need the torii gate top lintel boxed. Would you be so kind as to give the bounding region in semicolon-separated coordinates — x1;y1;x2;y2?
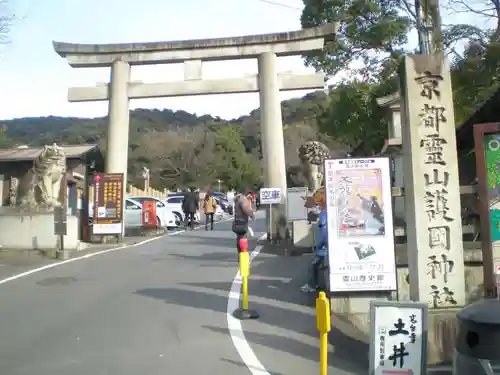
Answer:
52;23;338;67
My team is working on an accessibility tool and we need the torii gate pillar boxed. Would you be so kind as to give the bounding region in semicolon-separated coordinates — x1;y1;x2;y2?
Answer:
258;51;287;208
107;60;130;184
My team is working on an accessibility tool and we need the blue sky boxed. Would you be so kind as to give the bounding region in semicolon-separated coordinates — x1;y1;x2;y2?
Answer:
0;0;487;121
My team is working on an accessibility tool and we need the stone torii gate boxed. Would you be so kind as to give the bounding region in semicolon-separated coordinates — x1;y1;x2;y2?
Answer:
53;23;337;236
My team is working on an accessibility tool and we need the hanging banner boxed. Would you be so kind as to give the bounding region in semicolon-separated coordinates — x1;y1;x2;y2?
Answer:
325;157;397;292
92;173;124;235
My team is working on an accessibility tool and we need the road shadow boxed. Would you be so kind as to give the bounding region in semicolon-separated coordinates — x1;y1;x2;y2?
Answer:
182;278;315;308
248;250;370;371
172;233;261;251
205;325;366;375
168;251;239;264
257;241;314;257
135;285;367;373
219;358;284;375
135;286;315;336
251;252;310;278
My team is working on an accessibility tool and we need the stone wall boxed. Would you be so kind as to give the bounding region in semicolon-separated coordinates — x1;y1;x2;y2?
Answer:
330;242;486;365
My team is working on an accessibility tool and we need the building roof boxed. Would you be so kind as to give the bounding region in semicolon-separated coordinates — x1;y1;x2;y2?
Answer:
0;144;99;162
456;86;500;152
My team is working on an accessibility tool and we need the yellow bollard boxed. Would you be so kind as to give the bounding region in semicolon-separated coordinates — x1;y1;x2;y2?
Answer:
316;291;331;375
233;237;260;320
240;251;250;310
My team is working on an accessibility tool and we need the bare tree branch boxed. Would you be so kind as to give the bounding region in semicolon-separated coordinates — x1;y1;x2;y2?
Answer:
0;0;19;45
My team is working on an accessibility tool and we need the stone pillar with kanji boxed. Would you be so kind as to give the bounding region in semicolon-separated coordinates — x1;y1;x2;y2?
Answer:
400;54;467;365
400;54;466;308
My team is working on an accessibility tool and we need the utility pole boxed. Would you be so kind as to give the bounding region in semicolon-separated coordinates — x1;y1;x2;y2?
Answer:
415;0;442;54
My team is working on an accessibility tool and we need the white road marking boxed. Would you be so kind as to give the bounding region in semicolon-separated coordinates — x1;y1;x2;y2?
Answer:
227;234;271;375
0;216;233;286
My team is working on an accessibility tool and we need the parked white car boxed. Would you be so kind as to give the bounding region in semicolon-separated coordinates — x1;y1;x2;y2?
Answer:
127;196;179;229
89;197;178;230
214;204;225;220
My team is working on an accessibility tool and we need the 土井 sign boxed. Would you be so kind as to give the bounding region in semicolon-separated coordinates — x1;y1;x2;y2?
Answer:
369;300;428;375
259;188;282;205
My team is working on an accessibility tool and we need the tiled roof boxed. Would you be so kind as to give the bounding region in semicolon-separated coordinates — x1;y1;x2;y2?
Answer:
0;144;99;162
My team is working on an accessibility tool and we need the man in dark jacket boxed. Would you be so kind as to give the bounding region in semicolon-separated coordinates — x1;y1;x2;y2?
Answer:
182;187;199;230
232;189;255;253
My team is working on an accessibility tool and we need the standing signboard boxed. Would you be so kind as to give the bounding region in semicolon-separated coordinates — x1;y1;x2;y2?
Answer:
259;188;282;205
142;200;158;228
369;300;428;375
324;157;397;292
484;133;500;242
53;206;67;236
92;173;124;235
260;187;282;241
474;123;500;297
286;187;308;221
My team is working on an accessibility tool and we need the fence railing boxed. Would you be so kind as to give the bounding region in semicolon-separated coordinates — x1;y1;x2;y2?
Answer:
88;184;169;202
391;184;478;239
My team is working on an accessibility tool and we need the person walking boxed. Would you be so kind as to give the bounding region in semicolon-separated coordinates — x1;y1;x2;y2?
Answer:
300;195;328;292
182;187;199;230
232;188;255;256
203;190;217;231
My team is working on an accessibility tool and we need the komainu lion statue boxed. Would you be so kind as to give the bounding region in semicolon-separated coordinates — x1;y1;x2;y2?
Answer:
298;141;330;193
17;143;66;210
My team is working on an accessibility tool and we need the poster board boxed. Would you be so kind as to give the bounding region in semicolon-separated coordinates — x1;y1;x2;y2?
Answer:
369;300;428;375
324;157;397;292
92;173;124;235
287;187;308;221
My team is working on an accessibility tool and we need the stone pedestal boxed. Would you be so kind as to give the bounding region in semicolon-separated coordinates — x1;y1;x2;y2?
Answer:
291;220;314;248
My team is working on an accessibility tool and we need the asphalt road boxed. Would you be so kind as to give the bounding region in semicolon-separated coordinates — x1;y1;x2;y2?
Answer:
0;213;365;375
0;217;265;375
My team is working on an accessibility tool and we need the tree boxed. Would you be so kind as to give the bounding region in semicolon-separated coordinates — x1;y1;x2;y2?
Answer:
450;32;500;124
300;0;412;78
444;0;500;40
0;1;18;44
317;81;394;154
0;91;352;188
208;126;262;190
0;124;11;147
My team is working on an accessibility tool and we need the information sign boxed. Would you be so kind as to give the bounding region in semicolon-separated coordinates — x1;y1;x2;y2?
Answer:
92;173;124;235
369;300;428;375
287;187;308;221
260;188;282;205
